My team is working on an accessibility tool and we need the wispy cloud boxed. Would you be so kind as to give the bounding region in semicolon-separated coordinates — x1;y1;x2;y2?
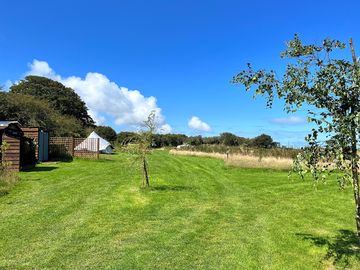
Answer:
188;116;211;132
159;123;173;134
271;116;306;125
0;80;13;91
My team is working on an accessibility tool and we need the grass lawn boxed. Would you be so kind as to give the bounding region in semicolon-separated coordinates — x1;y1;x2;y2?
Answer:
0;150;359;269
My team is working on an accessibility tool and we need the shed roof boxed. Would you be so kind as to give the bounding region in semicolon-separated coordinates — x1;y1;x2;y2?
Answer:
0;121;22;130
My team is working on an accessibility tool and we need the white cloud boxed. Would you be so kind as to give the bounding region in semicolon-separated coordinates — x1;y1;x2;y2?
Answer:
26;59;171;129
271;116;306;125
188;116;211;131
3;80;13;91
28;60;60;80
159;124;173;134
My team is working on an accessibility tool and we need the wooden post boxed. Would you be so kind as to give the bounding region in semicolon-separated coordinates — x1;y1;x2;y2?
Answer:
71;137;75;157
96;138;100;159
143;157;149;186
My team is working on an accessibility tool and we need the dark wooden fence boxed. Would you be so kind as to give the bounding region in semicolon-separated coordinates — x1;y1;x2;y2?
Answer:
2;134;21;171
49;137;99;160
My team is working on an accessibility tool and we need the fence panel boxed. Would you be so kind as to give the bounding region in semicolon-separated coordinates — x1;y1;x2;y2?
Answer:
49;137;73;160
49;137;99;160
74;138;99;159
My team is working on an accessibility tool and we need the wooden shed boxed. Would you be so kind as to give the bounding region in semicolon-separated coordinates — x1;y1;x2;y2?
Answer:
22;127;49;162
0;121;23;171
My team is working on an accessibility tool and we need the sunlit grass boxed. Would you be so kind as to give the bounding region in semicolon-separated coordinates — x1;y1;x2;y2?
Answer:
0;150;358;269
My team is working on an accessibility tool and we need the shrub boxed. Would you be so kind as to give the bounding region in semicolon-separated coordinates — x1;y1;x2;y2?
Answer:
49;144;73;161
20;137;37;168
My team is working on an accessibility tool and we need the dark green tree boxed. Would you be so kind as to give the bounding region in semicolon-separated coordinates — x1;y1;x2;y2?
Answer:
219;132;240;146
186;135;203;146
251;134;276;148
10;76;94;127
232;35;360;238
203;136;220;145
117;131;138;145
94;126;117;142
155;134;187;147
0;92;83;136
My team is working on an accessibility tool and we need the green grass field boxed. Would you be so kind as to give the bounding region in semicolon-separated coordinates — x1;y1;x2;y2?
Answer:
0;151;359;269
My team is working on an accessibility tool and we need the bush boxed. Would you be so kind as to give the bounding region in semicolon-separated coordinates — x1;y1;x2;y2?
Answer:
203;136;220;145
49;144;73;161
20;138;37;168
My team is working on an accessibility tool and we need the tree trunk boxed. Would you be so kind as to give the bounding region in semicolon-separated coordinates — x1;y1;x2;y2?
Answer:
143;157;150;187
351;116;360;237
351;126;360;239
349;38;360;239
350;106;360;239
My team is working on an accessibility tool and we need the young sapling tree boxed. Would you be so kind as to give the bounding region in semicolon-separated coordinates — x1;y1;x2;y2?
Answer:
126;111;157;187
232;35;360;239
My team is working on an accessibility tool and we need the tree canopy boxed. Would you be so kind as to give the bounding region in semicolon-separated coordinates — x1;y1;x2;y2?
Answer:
94;126;117;142
232;34;360;238
219;132;241;146
0;92;84;136
10;76;94;127
250;134;277;148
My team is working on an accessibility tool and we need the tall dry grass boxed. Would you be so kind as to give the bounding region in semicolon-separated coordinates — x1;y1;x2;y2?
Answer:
182;144;300;159
0;171;19;195
169;149;293;170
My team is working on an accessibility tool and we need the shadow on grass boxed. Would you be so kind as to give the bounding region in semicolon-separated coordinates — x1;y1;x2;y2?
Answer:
96;158;117;163
22;166;58;172
0;190;9;197
148;185;194;192
297;230;360;268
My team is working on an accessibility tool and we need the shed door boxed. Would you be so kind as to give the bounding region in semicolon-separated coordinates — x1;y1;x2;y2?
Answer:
43;132;49;161
38;131;49;162
38;131;44;162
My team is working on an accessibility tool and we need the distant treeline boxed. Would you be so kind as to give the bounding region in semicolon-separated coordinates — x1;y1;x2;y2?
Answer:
116;131;280;149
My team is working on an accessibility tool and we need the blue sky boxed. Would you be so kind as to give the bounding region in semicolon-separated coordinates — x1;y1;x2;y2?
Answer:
1;0;360;146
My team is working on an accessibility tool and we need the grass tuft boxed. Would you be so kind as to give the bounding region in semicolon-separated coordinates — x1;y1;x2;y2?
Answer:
0;171;19;196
